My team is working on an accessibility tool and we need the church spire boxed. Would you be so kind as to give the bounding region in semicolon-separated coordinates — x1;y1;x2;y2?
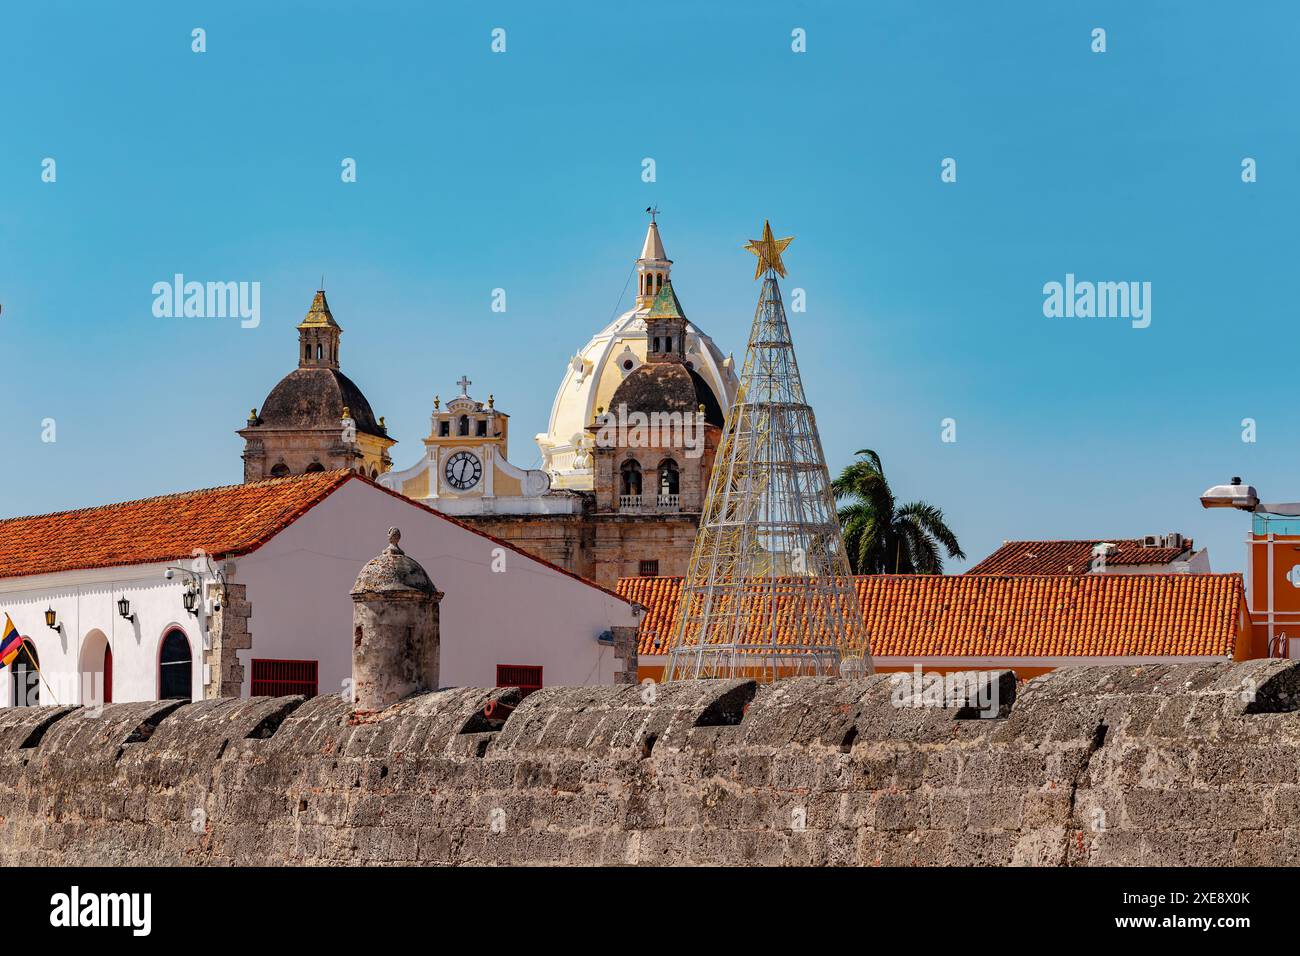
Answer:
298;289;341;369
635;207;672;309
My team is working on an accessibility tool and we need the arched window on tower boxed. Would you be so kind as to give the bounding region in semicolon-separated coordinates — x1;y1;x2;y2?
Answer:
270;463;290;478
656;274;663;292
620;459;643;500
458;415;469;436
658;458;680;504
11;640;38;707
316;344;323;361
159;629;193;700
304;462;325;473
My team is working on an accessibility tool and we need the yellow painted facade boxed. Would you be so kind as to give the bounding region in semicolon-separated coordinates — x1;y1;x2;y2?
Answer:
382;379;554;511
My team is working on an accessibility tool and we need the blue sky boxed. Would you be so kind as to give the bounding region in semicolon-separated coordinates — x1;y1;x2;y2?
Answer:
1;1;1296;574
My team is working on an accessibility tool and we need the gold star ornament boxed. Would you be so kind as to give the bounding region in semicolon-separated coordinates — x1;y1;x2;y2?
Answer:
744;220;794;279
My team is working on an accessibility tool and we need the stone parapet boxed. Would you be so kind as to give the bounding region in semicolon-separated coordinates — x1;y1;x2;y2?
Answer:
2;660;1297;866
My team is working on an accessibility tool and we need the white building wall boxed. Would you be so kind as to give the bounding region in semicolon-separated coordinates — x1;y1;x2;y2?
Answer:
0;563;207;707
233;480;638;696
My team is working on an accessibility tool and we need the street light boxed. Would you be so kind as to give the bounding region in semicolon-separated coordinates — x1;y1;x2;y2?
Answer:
1201;475;1300;662
44;607;59;631
117;596;134;622
182;588;199;615
1200;476;1260;512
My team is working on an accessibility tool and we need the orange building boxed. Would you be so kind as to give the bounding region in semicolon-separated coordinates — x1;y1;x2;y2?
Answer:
1246;513;1300;658
620;573;1258;681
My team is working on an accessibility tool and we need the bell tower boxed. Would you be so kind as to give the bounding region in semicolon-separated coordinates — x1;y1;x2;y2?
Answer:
299;290;341;369
635;207;672;309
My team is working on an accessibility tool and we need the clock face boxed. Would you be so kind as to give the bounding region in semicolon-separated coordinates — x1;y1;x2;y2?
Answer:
444;451;482;491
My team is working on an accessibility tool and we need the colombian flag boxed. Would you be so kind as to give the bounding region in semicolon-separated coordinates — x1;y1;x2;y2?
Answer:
0;615;24;669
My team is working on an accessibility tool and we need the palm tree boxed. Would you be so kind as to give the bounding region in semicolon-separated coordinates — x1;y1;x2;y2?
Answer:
832;449;965;574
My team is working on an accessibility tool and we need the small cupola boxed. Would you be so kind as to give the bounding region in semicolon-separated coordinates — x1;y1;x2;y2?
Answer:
635;207;672;309
298;290;341;370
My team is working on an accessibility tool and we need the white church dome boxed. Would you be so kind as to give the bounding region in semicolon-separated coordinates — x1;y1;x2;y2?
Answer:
535;217;739;490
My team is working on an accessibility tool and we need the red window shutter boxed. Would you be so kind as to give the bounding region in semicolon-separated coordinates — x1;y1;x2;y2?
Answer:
496;664;543;698
250;659;319;697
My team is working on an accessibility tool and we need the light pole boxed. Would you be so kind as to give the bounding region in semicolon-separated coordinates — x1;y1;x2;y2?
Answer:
1201;477;1300;658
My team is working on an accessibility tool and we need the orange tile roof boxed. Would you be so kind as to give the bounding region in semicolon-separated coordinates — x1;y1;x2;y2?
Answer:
0;471;355;580
968;539;1191;575
618;573;1245;659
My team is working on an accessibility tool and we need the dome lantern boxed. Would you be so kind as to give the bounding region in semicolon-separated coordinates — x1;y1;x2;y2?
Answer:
635;207;672;309
298;289;341;370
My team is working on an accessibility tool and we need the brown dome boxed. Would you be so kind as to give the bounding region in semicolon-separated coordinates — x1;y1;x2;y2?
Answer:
256;367;385;435
608;363;725;426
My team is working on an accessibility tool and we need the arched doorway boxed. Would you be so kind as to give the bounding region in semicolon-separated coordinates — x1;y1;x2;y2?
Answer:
11;640;38;707
79;629;112;706
158;629;193;700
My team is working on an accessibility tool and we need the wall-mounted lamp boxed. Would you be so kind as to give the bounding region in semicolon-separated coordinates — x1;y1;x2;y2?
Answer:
117;596;135;622
166;558;228;617
44;607;60;632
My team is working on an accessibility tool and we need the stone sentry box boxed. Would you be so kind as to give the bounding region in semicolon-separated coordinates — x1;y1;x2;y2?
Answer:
349;527;443;712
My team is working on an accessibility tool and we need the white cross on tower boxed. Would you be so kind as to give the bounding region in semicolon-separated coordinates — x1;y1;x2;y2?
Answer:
456;375;472;396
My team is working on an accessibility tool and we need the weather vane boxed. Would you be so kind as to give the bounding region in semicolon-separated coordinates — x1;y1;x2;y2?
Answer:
645;205;659;224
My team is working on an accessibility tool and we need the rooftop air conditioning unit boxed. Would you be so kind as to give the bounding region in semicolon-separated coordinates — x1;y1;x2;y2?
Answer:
1142;535;1161;548
1163;533;1184;549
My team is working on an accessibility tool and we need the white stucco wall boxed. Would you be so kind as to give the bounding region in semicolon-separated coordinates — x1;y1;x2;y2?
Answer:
0;564;206;707
0;478;639;706
233;480;639;696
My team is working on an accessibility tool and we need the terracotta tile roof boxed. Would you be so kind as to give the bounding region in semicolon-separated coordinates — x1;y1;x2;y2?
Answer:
618;573;1245;659
0;471;354;580
968;539;1191;575
0;471;636;607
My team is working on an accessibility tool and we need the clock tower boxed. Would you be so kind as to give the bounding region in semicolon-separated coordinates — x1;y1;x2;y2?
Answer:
380;376;561;516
